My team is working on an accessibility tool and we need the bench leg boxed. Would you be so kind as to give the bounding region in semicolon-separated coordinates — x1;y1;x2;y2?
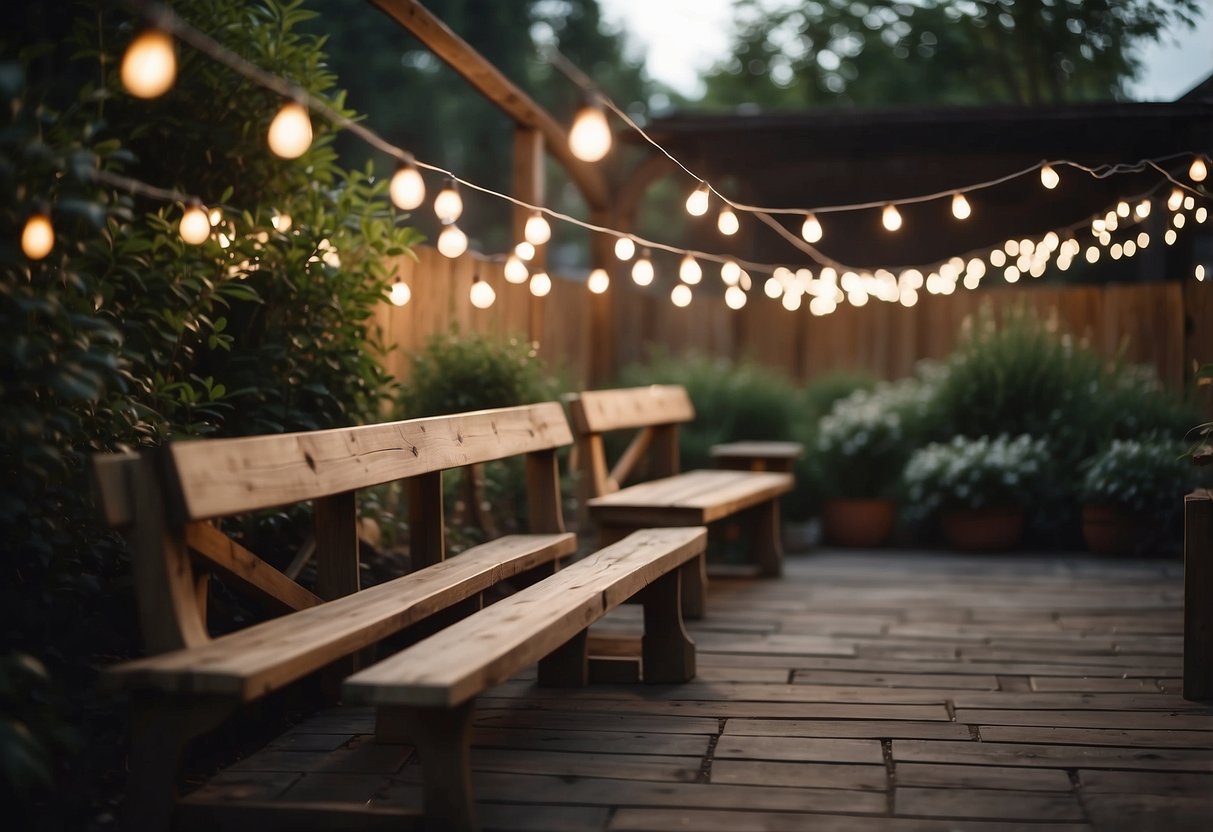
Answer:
681;553;708;620
397;702;477;832
641;568;696;684
123;694;233;832
538;629;589;687
747;499;784;578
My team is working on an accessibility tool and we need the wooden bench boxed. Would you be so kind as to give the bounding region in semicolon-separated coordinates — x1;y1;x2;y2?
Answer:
92;403;581;830
343;525;706;831
710;440;804;473
568;385;795;617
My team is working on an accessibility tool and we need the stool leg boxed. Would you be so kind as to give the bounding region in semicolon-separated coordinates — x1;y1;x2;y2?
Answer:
399;702;477;832
748;499;784;578
538;629;589;687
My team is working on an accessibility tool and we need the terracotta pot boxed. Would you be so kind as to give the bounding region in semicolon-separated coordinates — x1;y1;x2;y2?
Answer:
822;498;897;547
1082;503;1145;556
940;506;1025;552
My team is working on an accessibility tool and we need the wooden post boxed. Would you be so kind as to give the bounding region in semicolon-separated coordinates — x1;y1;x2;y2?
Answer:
640;569;695;683
1184;490;1213;701
407;471;445;570
513;127;545;346
314;490;360;600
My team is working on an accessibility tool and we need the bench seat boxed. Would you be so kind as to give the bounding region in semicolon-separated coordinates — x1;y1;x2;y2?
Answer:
342;526;707;831
104;532;575;699
587;469;793;527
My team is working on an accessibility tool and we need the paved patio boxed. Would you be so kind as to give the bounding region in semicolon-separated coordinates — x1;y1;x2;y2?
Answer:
179;549;1213;831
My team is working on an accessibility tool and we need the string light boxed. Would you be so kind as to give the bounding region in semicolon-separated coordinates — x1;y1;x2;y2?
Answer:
514;241;536;261
21;211;54;260
1165;229;1178;245
121;29;177;99
1198;207;1208;223
1191;157;1208;183
800;213;822;244
267;101;312;159
1168;189;1184;211
720;259;742;286
587;268;610;294
1184;195;1196;211
524;211;552;246
781;290;802;311
179;201;211;245
631;250;654;286
436;222;468;258
434;179;463;223
1135;200;1151;219
679;254;702;285
1197;264;1207;282
388;278;411;306
670;284;692;307
529;271;552;297
764;276;783;298
724;285;747;310
1116;201;1130;218
469;275;496;309
686;182;710;217
504;255;529;283
389;162;426;211
1040;164;1060;190
614;236;635;261
717;206;739;236
568;96;611;162
882;204;902;232
951;193;971;220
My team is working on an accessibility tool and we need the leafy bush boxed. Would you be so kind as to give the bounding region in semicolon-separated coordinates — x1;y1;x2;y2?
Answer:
903;434;1051;516
1080;438;1200;517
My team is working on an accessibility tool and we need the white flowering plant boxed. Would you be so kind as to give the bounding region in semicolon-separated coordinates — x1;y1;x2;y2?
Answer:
902;433;1051;514
1080;438;1198;516
814;377;936;498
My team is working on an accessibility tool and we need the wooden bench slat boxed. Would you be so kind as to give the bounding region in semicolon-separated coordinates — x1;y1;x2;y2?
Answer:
343;527;708;708
169;403;573;520
186;522;322;614
570;386;694;434
104;533;576;698
588;471;793;525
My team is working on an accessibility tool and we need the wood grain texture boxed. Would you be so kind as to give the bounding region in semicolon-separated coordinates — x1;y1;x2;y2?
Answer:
186;522;322;614
568;385;695;434
588;470;793;525
343;527;707;708
167;402;573;520
103;533;575;698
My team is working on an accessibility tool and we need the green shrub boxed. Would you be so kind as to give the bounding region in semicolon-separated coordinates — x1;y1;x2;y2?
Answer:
1080;438;1201;518
903;433;1052;516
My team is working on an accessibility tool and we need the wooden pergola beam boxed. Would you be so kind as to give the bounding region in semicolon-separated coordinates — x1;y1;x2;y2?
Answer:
368;0;611;211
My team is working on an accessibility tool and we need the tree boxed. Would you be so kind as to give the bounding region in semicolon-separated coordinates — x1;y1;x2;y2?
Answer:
702;0;1203;108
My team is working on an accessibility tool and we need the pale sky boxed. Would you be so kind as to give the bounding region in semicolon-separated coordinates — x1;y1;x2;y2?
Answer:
598;0;1213;102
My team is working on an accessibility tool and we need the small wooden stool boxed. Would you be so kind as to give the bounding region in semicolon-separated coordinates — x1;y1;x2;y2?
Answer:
710;441;804;473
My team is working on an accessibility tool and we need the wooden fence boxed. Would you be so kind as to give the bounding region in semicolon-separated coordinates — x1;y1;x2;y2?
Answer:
374;246;1211;391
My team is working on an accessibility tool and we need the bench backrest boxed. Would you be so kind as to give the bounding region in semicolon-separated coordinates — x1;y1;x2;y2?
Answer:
567;385;695;499
93;403;572;655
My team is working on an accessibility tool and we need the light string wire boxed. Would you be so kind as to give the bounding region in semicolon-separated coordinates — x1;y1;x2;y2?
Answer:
117;1;1209;282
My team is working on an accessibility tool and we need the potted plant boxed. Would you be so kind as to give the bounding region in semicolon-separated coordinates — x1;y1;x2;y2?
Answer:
814;379;931;546
902;433;1050;551
1079;437;1196;556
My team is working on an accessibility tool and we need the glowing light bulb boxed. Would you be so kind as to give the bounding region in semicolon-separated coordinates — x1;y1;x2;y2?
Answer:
1168;189;1184;212
568;100;611;162
1116;201;1130;218
1123;240;1137;257
121;29;176;99
389;163;425;211
1085;246;1099;263
899;289;919;308
1165;229;1178;246
1135;200;1151;219
524;211;552;246
764;277;783;299
800;213;822;243
436;223;468;258
1110;243;1123;260
179;203;211;245
724;285;747;310
679;254;702;285
614;237;635;261
1040;164;1059;190
881;204;902;232
1174;213;1187;229
1190;158;1208;183
1185;196;1196;210
1197;264;1207;282
717;206;739;236
951;193;971;220
504;255;529;284
515;241;536;261
631;251;654;286
781;291;802;312
1137;231;1150;248
990;250;1006;267
685;182;710;216
469;278;496;309
433;180;463;222
1198;207;1208;223
267;101;312;159
1004;266;1020;283
389;280;411;306
670;284;692;307
720;259;741;285
587;268;610;294
20;210;54;260
529;271;552;297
